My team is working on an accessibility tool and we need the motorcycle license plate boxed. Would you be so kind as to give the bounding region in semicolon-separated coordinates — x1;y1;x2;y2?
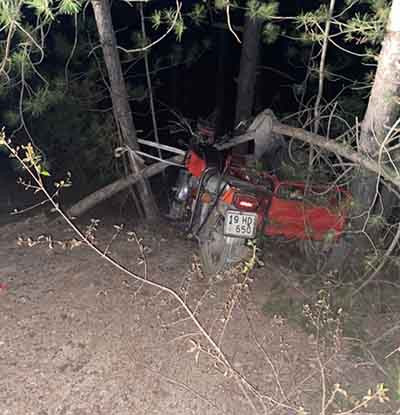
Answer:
224;210;257;238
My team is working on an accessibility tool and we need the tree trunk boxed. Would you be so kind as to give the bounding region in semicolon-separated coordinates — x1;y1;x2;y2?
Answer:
91;0;158;220
350;0;400;226
234;15;263;133
66;156;183;219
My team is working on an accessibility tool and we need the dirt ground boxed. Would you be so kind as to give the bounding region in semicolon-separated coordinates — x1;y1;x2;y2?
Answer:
0;176;398;415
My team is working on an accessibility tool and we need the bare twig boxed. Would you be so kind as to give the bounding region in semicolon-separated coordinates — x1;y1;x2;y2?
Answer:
0;22;15;81
217;269;251;349
139;3;162;163
140;363;230;414
351;221;400;297
245;311;289;404
308;0;336;185
64;13;79;90
117;1;182;54
313;0;336;136
226;2;241;44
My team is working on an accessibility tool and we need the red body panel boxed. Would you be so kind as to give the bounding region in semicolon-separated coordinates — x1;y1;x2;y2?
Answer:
265;194;346;240
265;181;349;240
186;151;206;177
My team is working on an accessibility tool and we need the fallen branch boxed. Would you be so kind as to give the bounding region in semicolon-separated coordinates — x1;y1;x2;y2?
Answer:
218;113;400;190
272;122;400;187
66;155;183;218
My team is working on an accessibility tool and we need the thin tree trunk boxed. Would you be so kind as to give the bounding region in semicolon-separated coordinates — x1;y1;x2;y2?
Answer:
350;0;400;226
308;0;335;178
313;0;335;136
139;3;161;162
91;0;158;220
234;15;262;130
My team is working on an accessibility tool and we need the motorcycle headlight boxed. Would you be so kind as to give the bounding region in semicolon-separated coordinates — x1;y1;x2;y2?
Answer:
175;170;190;201
176;183;189;201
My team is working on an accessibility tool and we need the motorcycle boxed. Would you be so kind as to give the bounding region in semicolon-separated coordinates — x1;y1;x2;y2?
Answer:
168;136;351;275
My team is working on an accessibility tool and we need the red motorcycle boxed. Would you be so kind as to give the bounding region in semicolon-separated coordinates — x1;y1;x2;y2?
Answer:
169;145;350;275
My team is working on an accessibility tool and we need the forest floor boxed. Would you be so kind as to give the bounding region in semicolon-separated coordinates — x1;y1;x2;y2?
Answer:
0;175;399;415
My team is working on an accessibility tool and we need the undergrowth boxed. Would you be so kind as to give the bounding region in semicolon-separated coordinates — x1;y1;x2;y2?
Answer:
262;268;400;403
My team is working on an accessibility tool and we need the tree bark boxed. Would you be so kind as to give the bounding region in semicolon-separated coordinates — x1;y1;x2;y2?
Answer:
91;0;158;220
234;15;263;131
350;0;400;225
66;156;183;219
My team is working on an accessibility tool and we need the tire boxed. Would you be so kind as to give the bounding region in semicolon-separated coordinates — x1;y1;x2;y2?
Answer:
198;209;248;275
198;210;230;275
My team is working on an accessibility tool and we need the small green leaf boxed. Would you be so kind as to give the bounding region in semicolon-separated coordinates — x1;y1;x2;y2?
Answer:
0;0;21;25
151;9;162;30
247;0;279;21
174;19;185;42
59;0;83;15
215;0;229;10
262;22;280;44
188;4;207;25
25;0;54;21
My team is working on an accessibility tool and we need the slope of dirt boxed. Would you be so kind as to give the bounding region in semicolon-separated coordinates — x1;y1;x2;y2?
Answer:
0;179;397;414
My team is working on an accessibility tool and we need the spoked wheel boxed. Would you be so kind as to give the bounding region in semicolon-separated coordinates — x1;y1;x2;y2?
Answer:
198;210;230;275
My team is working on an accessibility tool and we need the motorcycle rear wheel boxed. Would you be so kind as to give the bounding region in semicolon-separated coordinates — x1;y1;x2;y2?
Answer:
198;210;230;275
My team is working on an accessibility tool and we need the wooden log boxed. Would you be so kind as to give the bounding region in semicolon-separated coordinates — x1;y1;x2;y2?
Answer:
66;155;183;219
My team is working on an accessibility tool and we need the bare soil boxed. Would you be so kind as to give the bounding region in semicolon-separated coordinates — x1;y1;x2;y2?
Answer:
0;177;398;415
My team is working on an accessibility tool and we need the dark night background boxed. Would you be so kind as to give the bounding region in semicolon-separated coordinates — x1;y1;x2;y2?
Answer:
0;0;372;193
